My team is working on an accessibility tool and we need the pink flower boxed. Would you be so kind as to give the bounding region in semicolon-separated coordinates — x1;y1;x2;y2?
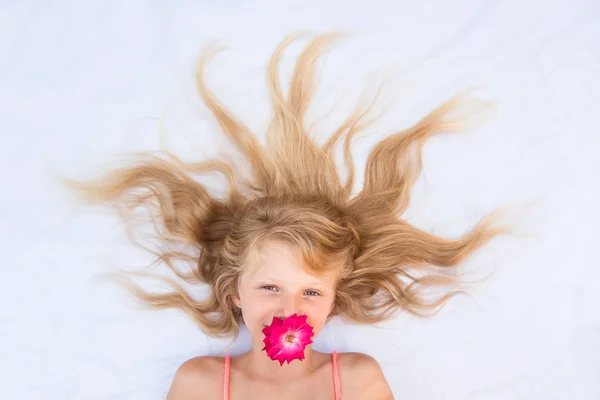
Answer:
261;313;315;366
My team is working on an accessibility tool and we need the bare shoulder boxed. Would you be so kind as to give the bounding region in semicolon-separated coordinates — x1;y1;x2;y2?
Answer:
166;356;224;400
337;352;394;400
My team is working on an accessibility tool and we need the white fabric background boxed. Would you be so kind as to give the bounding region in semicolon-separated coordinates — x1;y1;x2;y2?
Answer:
1;0;599;399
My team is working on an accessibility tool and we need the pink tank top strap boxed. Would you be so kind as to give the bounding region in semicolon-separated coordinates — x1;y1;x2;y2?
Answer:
332;351;341;400
223;355;231;400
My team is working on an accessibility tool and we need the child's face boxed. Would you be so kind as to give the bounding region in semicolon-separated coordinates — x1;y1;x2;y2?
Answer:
234;241;338;344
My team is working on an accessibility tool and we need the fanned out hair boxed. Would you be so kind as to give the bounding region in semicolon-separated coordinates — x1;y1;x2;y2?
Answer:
65;33;511;339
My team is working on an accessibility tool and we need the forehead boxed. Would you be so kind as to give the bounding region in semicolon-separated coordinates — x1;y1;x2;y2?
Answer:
243;241;337;285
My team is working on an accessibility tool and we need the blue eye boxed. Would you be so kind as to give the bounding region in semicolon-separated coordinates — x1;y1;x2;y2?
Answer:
262;285;278;292
305;290;320;296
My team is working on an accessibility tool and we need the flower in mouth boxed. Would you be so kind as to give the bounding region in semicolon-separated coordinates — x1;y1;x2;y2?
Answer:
261;313;314;366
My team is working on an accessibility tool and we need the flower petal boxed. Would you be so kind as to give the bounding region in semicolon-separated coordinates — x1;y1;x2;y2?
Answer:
262;313;315;366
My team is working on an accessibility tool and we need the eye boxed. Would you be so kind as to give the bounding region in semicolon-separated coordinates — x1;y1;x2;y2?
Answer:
304;290;320;296
261;285;279;292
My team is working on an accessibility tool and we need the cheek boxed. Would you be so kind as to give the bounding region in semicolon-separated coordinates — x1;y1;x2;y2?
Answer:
239;293;277;330
304;299;335;334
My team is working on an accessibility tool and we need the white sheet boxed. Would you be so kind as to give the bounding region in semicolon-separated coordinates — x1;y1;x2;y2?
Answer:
1;0;599;399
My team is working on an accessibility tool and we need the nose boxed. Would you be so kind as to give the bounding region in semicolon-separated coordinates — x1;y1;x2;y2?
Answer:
275;293;302;319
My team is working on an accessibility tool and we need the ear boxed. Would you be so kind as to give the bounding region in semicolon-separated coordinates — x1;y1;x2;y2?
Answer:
232;294;241;308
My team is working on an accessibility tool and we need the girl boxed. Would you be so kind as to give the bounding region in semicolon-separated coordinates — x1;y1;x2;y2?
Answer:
67;33;510;399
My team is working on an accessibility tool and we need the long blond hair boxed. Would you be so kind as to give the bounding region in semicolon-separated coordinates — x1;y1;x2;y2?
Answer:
64;33;511;339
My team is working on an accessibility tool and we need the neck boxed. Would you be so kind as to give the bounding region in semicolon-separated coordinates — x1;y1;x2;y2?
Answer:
242;338;317;381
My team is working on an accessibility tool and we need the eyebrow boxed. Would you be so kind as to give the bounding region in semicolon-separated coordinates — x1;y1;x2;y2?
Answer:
255;277;331;290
